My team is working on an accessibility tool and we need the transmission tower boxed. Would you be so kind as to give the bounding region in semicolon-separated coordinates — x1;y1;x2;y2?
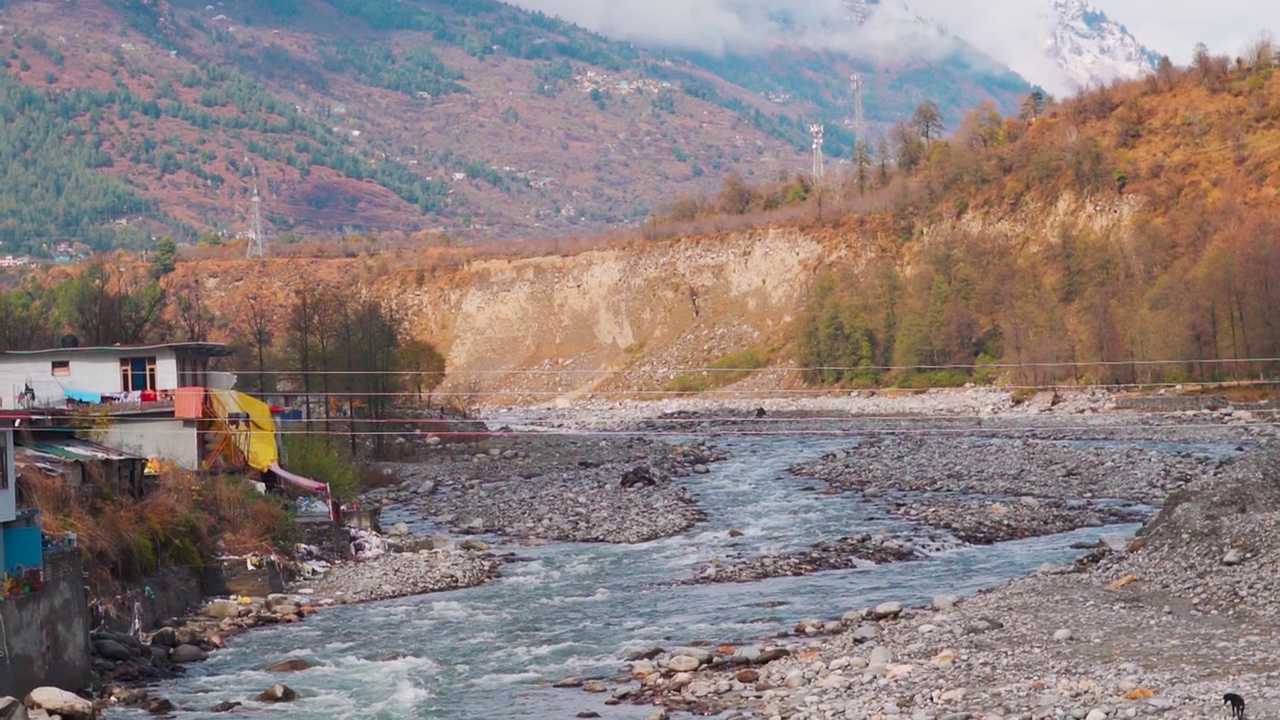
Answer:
245;159;266;258
810;123;825;180
851;74;867;150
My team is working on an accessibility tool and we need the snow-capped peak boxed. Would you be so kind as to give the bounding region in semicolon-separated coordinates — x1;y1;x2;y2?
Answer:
1046;0;1159;91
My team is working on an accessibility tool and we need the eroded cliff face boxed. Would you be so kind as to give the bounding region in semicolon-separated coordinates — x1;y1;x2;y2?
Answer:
184;227;852;401
179;197;1133;403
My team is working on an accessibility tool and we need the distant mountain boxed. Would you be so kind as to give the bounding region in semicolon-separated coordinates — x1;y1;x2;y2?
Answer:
1044;0;1160;91
0;0;1036;254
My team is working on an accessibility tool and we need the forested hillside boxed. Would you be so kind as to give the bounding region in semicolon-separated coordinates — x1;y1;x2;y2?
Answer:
796;44;1280;387
0;0;1028;254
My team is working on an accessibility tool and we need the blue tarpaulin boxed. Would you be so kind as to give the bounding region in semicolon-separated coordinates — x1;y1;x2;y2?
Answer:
63;388;102;404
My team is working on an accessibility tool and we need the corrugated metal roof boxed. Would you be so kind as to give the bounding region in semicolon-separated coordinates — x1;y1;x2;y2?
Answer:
28;439;144;462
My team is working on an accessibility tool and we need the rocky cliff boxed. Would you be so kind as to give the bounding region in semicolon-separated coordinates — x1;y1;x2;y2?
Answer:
182;228;862;402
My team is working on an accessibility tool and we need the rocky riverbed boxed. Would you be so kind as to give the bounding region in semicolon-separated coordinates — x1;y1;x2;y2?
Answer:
884;497;1151;545
368;435;723;544
582;435;1280;720
794;435;1227;503
679;532;936;585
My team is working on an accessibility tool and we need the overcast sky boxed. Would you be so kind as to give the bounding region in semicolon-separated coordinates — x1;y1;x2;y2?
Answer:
506;0;1275;89
1088;1;1269;62
947;0;1264;62
509;0;1269;60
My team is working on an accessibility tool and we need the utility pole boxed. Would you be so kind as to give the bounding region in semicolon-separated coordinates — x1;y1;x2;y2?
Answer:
810;124;825;180
246;158;267;258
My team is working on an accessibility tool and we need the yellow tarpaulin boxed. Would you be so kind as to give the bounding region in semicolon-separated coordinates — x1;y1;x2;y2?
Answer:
207;389;279;472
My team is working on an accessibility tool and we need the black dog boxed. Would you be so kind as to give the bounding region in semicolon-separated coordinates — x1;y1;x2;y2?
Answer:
1224;693;1245;720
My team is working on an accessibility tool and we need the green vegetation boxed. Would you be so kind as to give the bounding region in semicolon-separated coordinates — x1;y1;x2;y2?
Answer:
0;58;454;252
666;349;768;394
0;73;154;252
319;40;465;97
282;434;360;500
322;0;638;70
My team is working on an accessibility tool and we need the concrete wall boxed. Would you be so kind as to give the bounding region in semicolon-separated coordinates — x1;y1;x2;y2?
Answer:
99;418;200;470
0;549;91;697
91;567;205;635
202;558;285;598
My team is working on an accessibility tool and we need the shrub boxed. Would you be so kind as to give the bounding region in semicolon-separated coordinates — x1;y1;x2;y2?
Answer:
23;469;294;592
281;433;361;500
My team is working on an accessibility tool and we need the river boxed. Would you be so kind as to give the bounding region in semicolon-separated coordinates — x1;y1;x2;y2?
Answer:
106;433;1147;719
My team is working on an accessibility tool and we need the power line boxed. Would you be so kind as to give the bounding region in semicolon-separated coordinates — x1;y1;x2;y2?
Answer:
10;419;1272;438
221;357;1280;375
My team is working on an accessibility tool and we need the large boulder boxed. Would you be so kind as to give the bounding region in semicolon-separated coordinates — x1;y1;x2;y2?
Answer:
205;600;242;619
170;644;209;663
148;627;178;648
94;639;133;662
256;684;298;703
24;687;95;720
265;659;312;672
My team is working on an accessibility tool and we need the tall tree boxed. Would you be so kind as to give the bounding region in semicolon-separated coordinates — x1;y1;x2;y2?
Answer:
890;120;924;174
1019;87;1049;121
911;101;944;142
400;339;447;405
853;141;873;196
238;294;274;395
55;262;167;345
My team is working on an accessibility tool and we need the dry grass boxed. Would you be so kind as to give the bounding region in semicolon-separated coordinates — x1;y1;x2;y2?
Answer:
22;468;294;593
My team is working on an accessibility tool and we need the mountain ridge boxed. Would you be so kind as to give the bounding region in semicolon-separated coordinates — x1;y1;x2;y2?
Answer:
0;0;1032;253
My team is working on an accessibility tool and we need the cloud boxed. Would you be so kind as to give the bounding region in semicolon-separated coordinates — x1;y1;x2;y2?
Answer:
908;0;1067;92
504;0;969;62
1089;0;1280;63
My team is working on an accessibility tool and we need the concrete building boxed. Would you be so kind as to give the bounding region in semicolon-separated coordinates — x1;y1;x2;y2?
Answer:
0;342;236;470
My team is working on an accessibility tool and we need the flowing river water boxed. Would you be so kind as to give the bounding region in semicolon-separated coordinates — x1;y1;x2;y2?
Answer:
106;433;1164;720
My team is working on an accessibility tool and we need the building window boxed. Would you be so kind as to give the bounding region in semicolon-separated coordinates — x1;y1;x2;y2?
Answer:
51;360;71;376
120;356;158;392
177;355;210;388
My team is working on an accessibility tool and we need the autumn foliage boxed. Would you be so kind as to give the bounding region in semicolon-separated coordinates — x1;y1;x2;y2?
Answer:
798;41;1280;387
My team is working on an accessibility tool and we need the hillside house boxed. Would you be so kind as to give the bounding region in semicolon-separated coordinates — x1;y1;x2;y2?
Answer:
0;342;236;470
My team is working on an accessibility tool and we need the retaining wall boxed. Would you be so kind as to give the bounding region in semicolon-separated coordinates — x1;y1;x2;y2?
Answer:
0;549;91;697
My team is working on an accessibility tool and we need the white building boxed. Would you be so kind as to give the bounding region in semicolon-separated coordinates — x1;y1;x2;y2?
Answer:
0;342;237;470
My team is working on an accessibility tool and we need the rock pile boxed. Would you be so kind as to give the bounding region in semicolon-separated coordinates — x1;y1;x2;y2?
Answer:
886;497;1150;545
93;594;315;712
305;542;502;604
1106;442;1280;621
425;470;705;543
682;533;931;585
